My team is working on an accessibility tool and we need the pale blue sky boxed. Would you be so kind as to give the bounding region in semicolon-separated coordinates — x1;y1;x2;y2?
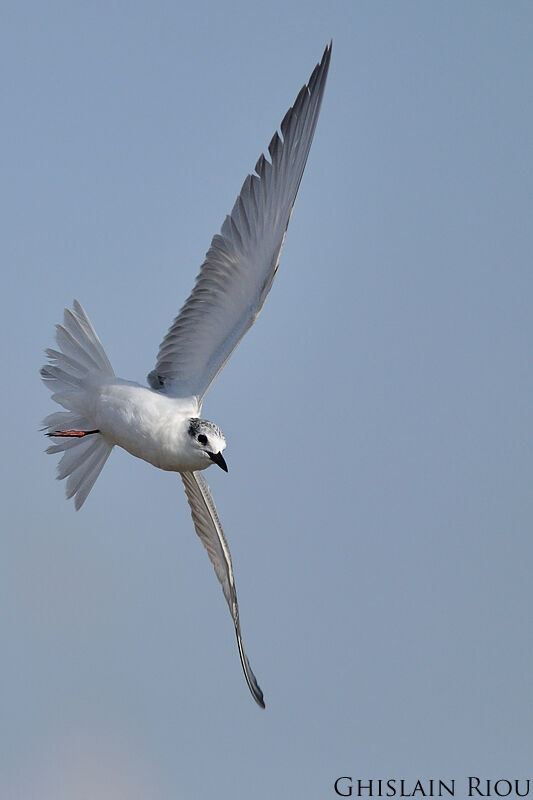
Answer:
1;2;532;797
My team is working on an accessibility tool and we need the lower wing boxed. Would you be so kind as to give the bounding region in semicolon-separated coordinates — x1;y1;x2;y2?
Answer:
180;471;265;708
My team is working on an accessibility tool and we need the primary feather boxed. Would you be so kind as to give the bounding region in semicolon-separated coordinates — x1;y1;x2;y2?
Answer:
41;44;332;707
148;42;331;402
181;471;265;708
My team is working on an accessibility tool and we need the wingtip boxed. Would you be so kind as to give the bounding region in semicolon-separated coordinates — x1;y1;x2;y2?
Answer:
234;622;266;708
249;671;266;709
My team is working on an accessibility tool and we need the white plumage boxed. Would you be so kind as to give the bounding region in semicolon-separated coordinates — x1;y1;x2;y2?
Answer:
41;44;331;708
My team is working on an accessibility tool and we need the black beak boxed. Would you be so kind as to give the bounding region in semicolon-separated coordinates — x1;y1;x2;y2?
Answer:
208;451;228;472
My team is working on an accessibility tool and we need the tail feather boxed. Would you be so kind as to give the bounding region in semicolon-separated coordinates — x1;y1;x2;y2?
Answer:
41;300;115;509
63;436;111;508
41;364;84;390
57;435;101;481
63;302;114;375
71;445;112;510
42;410;91;433
71;299;114;372
55;324;103;372
45;347;88;376
49;300;115;378
46;437;87;455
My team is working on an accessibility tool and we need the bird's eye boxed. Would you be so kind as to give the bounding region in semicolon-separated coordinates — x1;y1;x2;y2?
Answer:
198;434;208;445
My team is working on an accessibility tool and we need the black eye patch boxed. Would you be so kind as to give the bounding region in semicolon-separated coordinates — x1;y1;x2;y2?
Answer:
198;434;208;445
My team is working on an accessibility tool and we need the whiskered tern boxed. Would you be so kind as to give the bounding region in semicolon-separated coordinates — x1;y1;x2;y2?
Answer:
41;43;331;707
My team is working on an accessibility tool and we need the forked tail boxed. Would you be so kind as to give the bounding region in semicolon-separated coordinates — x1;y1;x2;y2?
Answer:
40;300;115;509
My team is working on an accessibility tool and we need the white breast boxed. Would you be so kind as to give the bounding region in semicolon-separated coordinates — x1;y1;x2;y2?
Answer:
93;379;200;471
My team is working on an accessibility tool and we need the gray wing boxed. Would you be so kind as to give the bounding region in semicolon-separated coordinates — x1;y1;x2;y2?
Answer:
148;43;331;400
180;471;265;708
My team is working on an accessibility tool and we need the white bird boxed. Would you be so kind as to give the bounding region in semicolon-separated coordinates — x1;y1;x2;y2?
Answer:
41;43;331;708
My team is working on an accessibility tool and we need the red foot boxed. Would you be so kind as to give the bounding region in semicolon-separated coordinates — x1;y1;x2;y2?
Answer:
47;429;100;438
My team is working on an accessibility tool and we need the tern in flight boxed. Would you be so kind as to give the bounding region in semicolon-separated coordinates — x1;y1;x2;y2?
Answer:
41;43;331;707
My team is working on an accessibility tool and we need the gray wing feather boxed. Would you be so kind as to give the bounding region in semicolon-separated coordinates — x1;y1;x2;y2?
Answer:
148;43;331;399
180;471;265;708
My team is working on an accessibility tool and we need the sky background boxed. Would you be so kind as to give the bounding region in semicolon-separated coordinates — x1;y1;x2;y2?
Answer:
1;2;532;797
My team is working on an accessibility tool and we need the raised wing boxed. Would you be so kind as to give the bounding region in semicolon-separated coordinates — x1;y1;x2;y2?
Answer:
148;43;331;400
180;471;265;708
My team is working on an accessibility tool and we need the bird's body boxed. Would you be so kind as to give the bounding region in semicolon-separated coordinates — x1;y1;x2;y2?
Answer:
41;43;331;708
94;380;201;472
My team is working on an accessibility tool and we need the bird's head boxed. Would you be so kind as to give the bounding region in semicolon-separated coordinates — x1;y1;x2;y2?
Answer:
187;418;228;472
